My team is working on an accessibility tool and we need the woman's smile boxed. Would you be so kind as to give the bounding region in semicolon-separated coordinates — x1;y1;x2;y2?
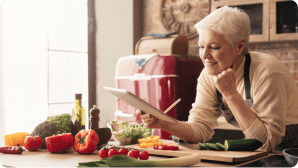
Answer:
204;61;217;67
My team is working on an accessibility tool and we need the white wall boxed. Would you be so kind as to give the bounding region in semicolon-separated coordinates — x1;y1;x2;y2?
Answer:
95;0;134;128
0;4;5;147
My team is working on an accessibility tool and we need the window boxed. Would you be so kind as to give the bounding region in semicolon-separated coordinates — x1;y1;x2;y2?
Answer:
0;0;88;146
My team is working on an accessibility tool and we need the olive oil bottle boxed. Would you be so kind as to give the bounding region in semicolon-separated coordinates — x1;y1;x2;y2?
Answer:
71;94;85;130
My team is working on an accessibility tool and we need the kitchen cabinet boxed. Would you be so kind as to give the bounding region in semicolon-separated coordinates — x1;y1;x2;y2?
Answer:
269;0;298;41
211;0;298;42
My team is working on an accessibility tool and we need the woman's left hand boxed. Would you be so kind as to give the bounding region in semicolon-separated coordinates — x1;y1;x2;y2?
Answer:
212;62;238;98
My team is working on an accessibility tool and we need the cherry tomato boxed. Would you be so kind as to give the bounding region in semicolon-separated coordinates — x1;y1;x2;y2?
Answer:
24;136;42;151
99;148;109;158
139;151;149;160
108;146;114;150
132;148;139;154
118;147;129;155
108;149;118;157
127;150;139;159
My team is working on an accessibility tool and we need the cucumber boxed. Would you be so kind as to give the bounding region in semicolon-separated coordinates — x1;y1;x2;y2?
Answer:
224;139;263;151
206;143;220;151
215;142;226;151
198;142;207;150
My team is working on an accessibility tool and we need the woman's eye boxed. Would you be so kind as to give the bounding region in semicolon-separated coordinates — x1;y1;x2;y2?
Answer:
198;46;204;49
211;46;220;50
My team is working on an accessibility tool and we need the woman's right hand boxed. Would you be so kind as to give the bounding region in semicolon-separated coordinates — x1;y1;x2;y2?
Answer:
135;109;160;129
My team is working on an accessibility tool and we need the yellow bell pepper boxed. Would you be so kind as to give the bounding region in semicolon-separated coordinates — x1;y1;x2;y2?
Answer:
138;138;149;144
148;143;155;147
156;141;163;146
150;136;160;142
4;132;28;147
138;136;160;143
139;143;150;148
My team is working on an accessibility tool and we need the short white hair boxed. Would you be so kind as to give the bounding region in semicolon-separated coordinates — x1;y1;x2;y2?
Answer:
194;6;251;55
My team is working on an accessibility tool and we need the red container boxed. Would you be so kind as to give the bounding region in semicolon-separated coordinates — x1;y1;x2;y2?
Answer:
115;54;204;139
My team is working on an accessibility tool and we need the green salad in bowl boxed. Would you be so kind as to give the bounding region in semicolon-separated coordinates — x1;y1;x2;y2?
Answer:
107;121;152;145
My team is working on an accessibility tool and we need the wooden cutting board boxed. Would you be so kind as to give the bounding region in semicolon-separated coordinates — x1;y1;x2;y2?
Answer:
124;139;268;163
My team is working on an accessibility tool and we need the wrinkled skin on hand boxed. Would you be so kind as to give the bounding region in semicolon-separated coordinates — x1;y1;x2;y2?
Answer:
135;109;161;129
212;62;238;98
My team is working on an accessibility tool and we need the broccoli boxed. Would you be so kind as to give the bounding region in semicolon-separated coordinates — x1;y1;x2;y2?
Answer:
47;113;73;134
31;120;56;149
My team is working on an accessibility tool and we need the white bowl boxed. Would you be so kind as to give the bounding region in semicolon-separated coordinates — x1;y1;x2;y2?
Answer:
107;122;154;145
112;130;133;145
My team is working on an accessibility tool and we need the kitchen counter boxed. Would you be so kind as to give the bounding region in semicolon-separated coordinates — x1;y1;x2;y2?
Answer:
0;141;290;167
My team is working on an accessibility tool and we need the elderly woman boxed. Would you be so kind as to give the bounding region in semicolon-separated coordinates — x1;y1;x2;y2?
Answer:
136;6;298;152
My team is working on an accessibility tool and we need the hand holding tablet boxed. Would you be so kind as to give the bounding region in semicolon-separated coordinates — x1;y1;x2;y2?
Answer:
103;86;178;123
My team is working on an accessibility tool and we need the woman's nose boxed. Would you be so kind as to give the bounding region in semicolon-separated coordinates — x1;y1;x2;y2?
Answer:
200;48;210;60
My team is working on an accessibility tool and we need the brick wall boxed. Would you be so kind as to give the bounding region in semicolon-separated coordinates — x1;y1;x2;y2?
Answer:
249;42;298;86
140;0;298;86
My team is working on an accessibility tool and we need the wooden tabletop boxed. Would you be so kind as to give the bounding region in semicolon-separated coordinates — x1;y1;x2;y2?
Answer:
0;141;283;167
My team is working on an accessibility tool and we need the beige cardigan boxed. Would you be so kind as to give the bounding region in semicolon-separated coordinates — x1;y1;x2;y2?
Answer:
187;51;298;152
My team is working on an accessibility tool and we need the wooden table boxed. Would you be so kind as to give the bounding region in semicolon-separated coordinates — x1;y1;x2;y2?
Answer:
0;141;284;167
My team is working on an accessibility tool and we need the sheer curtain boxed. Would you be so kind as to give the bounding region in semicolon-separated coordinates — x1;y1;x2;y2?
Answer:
0;0;88;146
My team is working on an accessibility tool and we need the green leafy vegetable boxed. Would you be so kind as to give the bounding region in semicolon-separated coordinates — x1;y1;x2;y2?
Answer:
47;113;73;134
78;154;201;167
116;121;152;143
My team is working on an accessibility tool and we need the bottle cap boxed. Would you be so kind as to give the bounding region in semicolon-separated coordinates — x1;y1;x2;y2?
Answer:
75;94;82;99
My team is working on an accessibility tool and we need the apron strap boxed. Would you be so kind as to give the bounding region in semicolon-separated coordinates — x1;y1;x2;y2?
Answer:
217;53;251;100
244;53;252;99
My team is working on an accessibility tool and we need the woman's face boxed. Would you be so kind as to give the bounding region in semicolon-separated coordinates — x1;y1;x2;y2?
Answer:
198;29;239;75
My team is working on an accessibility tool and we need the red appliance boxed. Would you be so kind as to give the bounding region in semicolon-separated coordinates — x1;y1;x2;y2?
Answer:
115;54;204;140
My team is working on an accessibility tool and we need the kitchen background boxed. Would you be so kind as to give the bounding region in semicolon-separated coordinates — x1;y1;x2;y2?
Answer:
0;0;297;146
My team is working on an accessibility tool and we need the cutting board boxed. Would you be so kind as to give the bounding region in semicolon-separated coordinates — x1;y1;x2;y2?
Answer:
124;139;268;163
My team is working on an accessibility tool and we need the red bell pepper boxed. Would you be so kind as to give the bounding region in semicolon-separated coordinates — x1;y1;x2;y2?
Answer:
154;145;179;150
168;145;179;150
63;133;74;150
45;133;74;153
73;129;99;154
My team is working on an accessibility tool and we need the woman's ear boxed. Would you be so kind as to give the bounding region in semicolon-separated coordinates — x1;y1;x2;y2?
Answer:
237;39;245;55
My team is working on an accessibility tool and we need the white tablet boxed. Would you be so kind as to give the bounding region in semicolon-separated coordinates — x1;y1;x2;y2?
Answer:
103;86;178;123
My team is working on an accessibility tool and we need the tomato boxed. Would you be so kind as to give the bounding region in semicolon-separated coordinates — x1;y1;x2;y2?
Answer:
127;149;139;159
118;147;129;155
99;148;109;158
73;129;99;154
108;149;119;157
45;133;74;153
108;146;114;150
139;150;149;160
132;148;139;154
23;136;42;151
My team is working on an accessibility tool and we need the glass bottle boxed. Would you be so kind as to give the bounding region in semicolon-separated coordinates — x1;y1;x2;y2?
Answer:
71;94;86;130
